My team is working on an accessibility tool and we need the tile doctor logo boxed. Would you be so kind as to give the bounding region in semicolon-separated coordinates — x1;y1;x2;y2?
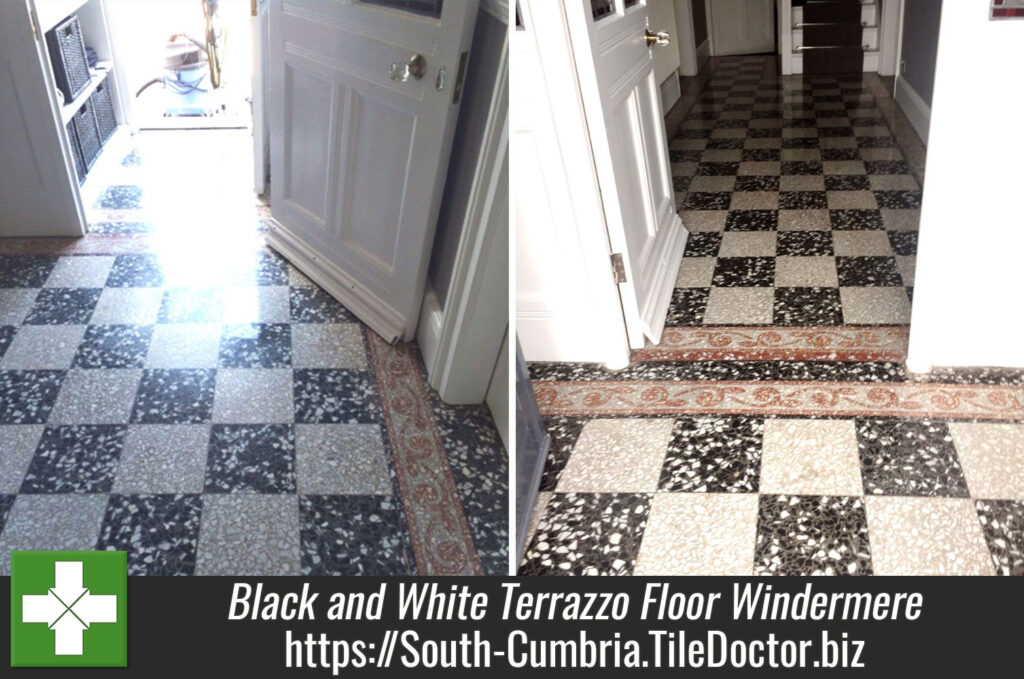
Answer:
10;551;127;667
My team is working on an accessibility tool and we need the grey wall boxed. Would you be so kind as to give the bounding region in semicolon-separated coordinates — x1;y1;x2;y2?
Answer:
900;0;943;105
428;10;506;307
692;0;708;46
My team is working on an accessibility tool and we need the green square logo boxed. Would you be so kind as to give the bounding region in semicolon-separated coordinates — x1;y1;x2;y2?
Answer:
10;551;127;667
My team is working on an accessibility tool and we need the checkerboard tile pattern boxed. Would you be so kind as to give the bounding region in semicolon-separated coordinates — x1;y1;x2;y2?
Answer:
0;137;508;576
521;415;1024;576
669;56;917;327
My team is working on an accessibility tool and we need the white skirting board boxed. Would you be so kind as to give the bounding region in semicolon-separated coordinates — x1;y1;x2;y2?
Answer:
894;75;932;145
659;72;682;116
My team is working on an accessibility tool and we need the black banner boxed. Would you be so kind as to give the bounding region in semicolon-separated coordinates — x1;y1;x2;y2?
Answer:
1;577;1020;675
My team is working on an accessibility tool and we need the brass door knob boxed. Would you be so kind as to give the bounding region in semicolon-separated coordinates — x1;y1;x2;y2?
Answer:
389;54;427;82
645;29;670;47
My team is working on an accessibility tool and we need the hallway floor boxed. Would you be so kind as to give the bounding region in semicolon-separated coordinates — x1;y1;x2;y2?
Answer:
0;131;507;576
522;56;1024;576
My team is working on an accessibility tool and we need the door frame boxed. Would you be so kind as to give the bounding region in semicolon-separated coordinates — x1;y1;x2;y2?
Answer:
418;0;509;406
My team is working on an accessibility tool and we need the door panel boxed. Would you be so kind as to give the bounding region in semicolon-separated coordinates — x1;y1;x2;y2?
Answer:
709;0;775;56
0;0;85;237
267;0;478;342
565;0;686;348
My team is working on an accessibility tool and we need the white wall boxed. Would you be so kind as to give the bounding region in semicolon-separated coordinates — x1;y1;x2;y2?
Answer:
906;4;1024;370
650;1;681;84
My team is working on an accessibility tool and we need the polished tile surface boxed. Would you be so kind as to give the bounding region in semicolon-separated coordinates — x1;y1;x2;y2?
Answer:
0;132;507;575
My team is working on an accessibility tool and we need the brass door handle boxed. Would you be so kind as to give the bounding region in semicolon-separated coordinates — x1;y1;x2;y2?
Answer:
389;54;427;82
645;29;670;47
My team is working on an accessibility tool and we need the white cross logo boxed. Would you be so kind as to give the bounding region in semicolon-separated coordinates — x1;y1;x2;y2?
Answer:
21;561;118;656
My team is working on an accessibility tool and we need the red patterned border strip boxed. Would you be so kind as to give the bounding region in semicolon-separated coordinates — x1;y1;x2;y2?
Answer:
367;333;482;575
535;380;1024;421
633;326;909;362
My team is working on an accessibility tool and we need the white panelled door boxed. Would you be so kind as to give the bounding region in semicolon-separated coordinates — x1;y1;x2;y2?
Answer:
0;0;85;237
266;0;478;342
709;0;775;56
564;0;686;349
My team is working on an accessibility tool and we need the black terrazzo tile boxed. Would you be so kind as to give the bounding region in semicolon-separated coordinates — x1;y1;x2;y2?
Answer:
773;287;842;326
218;324;291;368
829;209;884;230
680;192;732;211
676;128;712;140
519;493;650;576
431;399;508;573
713;257;775;287
855;419;968;497
0;326;16;361
776;231;833;256
817;127;854;138
539;416;585;492
87;221;155;235
683;232;722;257
0;494;14;534
72;325;153;369
0;370;64;424
912;367;1024;386
975;500;1024;576
106;254;166;287
725;210;778;231
754;495;872;576
747;127;781;138
774;361;906;383
21;424;126;493
874;190;922;209
205;424;296;493
97;494;202;575
670;149;703;162
673;176;691;192
781;137;819;149
836;256;903;286
659;415;762;493
865;160;911;175
825;175;871;191
821;148;861;161
0;255;59;287
779;191;828;210
665;288;709;326
887;231;918;256
697;162;740;176
735;176;780;192
856;136;896;148
23;288;101;325
707;138;746;150
94;185;143;209
741;149;780;161
289;287;358;323
781;161;823;175
301;495;414;575
131;369;216;424
293;368;380;424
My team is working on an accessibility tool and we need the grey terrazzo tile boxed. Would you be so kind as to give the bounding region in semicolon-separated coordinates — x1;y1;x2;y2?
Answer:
760;419;863;496
290;323;367;369
0;289;39;325
113;424;210;494
145;324;222;368
0;425;43;492
0;325;85;369
212;369;294;424
294;424;390;495
300;495;414;576
196;494;300;576
205;424;296;494
89;288;163;325
48;369;142;425
0;494;108;574
754;495;872;576
97;494;202;575
44;256;115;288
519;493;651;576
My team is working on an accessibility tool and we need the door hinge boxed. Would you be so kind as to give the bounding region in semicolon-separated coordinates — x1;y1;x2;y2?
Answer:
451;51;469;104
611;253;627;284
28;7;41;40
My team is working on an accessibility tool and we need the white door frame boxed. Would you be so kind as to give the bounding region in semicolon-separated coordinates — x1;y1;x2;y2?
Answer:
418;0;509;405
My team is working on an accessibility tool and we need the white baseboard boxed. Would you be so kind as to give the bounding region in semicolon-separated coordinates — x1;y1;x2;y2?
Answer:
416;286;445;377
894;75;931;145
659;72;682;115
